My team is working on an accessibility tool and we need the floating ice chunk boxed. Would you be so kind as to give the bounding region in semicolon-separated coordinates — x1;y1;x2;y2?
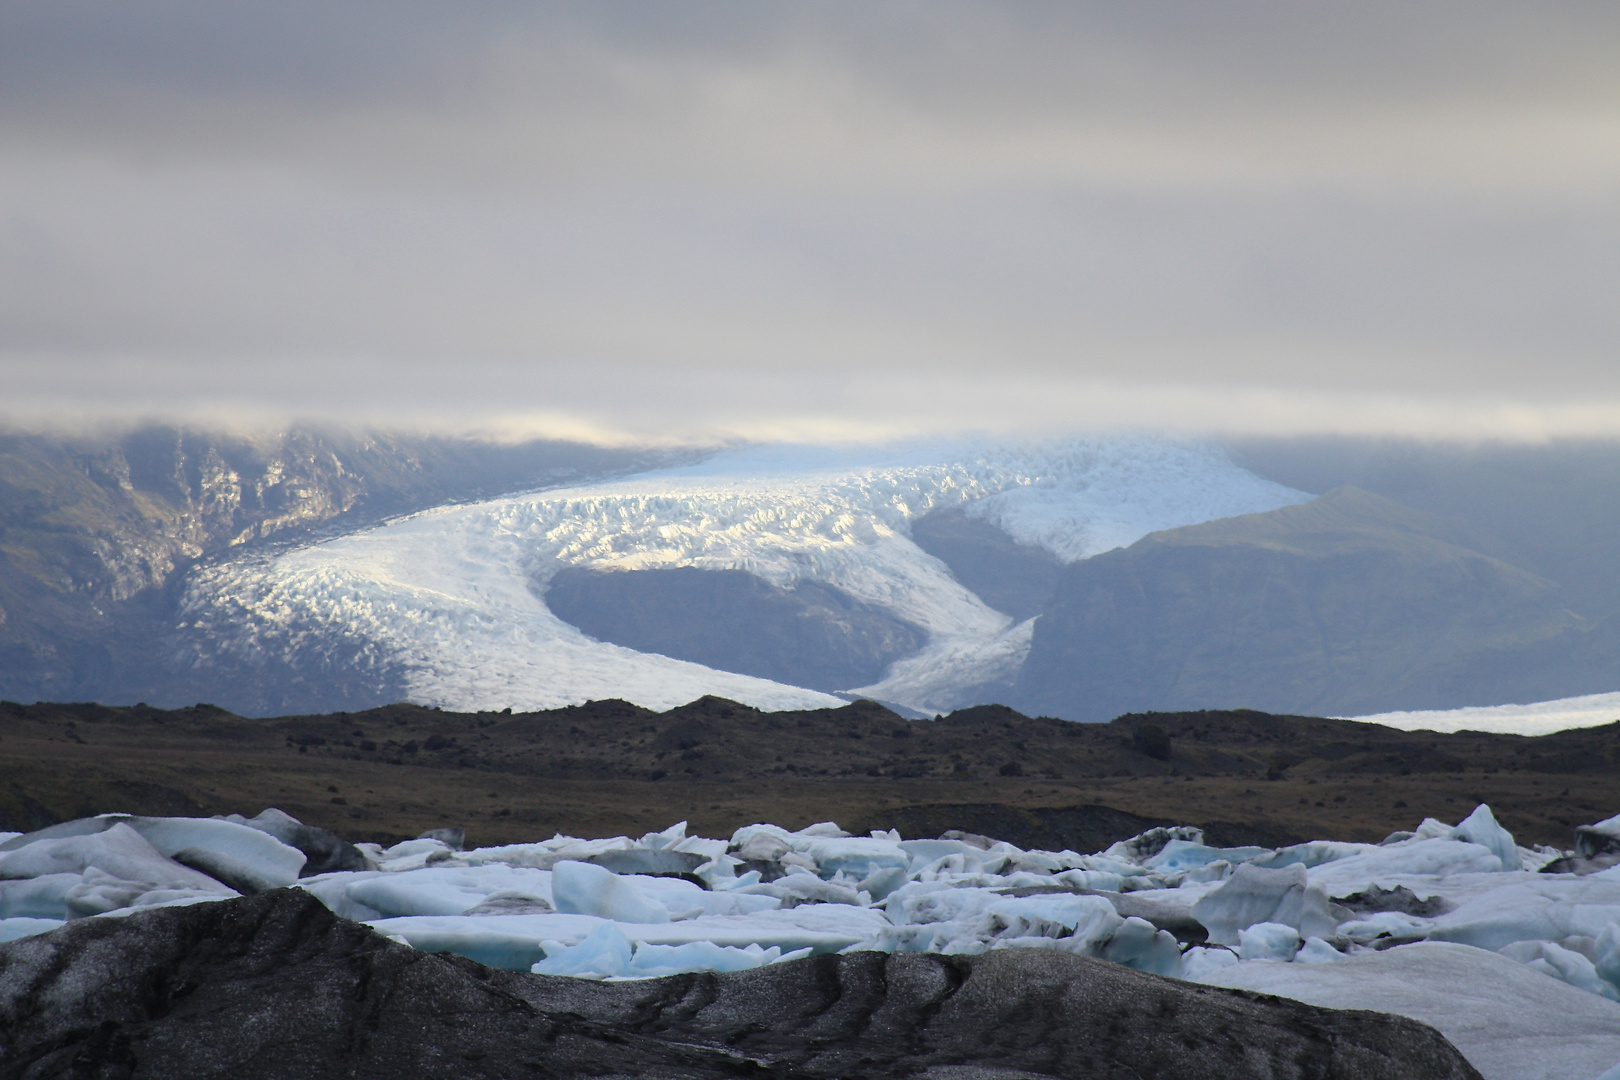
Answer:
1102;826;1205;865
638;821;687;850
1412;817;1454;840
371;912;602;969
171;847;281;894
1498;940;1620;1001
304;864;563;920
660;888;780;919
1428;877;1620;952
0;874;83;919
1145;841;1267;874
793;836;910;880
729;831;792;862
578;848;706;876
1102;916;1182;977
1203;941;1620;1080
737;869;868;908
796;822;850;838
1295;936;1345;963
298;872;388;920
105;816;307;886
626;940;784;978
0;823;231;897
855;865;909;902
1597;924;1620;997
226;808;368;874
533;921;634;978
885;883;998;927
0;815;303;887
1577;813;1620;858
1257;841;1380;870
985;893;1121;937
1336;910;1431;943
1452;805;1521;872
1181;946;1239;981
461;890;554;915
370;837;459;872
1302;838;1506;894
1051;868;1128;892
898;839;987;866
63;866;231;917
1237;921;1302;961
550;860;669;923
1191;863;1336;946
0;916;63;943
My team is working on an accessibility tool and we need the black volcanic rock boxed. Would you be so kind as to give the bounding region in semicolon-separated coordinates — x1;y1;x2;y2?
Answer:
544;565;926;692
0;889;1481;1079
1014;486;1609;721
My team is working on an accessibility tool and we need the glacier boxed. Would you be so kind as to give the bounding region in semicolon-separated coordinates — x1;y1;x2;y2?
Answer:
176;435;1309;715
1352;690;1620;737
5;803;1620;1080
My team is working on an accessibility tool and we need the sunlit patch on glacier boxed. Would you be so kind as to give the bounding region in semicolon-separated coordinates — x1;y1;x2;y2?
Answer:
1351;691;1620;737
176;435;1309;713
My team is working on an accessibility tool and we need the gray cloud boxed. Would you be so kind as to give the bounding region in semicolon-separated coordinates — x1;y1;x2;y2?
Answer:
2;2;1617;439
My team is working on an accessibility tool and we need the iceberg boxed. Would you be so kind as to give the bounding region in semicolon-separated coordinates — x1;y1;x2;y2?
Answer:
1191;863;1337;946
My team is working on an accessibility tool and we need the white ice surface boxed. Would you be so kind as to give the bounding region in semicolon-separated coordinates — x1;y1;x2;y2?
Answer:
0;917;64;943
179;435;1306;714
1352;689;1620;737
1201;942;1620;1080
6;803;1620;1079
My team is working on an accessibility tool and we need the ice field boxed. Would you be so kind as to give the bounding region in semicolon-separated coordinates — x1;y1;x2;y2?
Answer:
1353;690;1620;737
178;436;1309;715
4;806;1620;1079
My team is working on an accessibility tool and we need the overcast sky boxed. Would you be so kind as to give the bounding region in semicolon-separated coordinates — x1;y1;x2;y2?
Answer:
2;2;1617;441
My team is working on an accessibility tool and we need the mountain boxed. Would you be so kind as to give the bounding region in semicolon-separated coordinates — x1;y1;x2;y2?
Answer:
1225;436;1620;620
0;426;679;705
5;427;1617;725
1013;486;1616;721
174;437;1306;716
544;566;927;693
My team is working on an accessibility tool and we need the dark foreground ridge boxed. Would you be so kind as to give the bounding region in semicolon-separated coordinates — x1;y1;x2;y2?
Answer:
4;696;1618;848
0;890;1481;1080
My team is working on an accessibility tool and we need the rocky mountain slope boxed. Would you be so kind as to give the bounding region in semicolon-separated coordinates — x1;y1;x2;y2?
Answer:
3;429;1619;722
1014;487;1619;721
0;425;674;704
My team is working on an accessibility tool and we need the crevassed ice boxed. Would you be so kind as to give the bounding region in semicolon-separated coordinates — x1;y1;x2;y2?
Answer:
178;435;1308;713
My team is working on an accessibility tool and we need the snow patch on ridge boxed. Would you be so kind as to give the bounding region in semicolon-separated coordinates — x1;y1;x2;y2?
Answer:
1351;691;1620;737
178;436;1308;714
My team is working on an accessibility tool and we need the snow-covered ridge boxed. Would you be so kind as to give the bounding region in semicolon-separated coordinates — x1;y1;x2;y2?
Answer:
177;435;1308;714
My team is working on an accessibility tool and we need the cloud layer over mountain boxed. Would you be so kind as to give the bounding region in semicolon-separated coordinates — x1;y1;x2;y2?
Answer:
3;3;1617;438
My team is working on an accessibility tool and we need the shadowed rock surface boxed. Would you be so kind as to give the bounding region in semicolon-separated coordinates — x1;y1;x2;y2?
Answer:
1015;486;1612;721
910;506;1064;621
545;565;926;692
0;889;1481;1080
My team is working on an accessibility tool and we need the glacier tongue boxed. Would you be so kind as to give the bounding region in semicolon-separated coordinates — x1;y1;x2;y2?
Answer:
178;436;1307;714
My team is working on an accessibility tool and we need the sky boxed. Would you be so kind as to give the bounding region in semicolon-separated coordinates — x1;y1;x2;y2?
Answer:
2;1;1617;442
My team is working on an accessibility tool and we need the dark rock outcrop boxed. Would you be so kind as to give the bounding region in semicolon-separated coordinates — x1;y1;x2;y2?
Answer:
544;565;926;692
233;808;370;874
0;889;1482;1079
